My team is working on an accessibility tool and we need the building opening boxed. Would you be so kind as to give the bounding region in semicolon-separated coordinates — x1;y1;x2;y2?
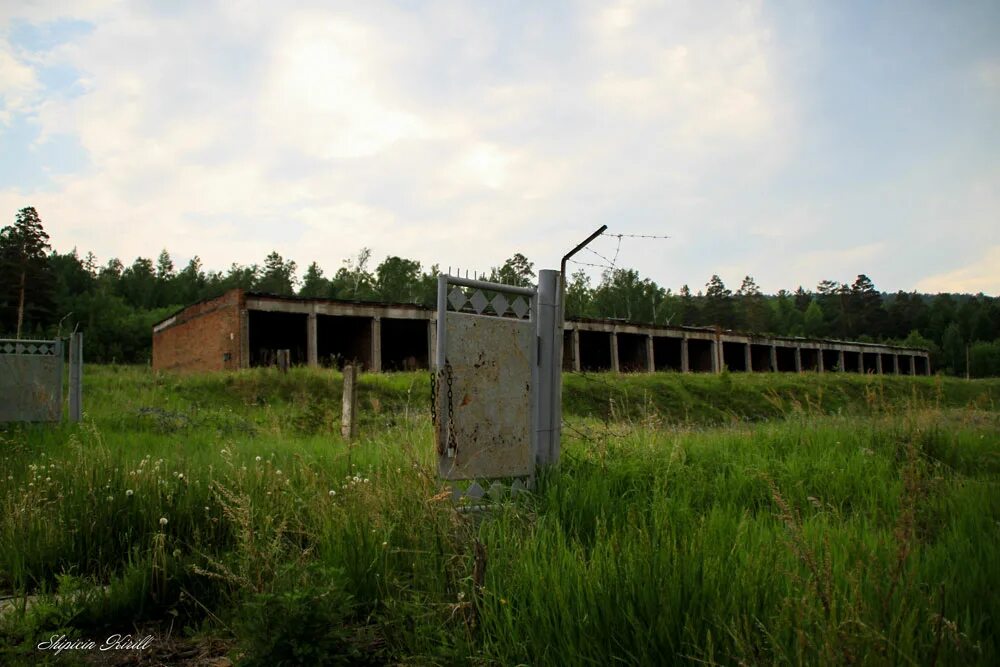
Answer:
722;341;747;371
579;330;612;371
653;337;682;371
617;333;648;372
381;319;428;371
248;311;308;367
688;338;714;372
317;315;372;370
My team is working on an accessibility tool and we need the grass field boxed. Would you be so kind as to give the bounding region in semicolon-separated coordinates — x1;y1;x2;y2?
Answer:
1;367;998;665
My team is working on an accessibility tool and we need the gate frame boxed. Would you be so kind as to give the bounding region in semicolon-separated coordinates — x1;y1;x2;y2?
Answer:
434;270;562;486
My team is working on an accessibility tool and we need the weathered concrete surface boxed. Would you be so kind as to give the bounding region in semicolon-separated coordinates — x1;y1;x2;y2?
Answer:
437;312;534;480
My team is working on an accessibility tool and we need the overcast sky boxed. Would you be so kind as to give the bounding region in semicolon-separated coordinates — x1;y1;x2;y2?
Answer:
1;1;998;295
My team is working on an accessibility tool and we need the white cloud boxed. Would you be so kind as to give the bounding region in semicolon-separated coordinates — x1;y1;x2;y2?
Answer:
3;0;796;286
0;40;39;126
916;246;1000;296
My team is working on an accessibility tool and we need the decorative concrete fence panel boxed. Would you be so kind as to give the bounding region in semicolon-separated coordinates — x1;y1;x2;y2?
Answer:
435;276;538;481
0;339;63;422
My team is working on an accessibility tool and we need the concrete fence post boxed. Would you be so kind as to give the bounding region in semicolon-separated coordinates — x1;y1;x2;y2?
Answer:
69;332;83;422
536;269;561;467
277;349;290;373
307;312;318;367
341;363;359;441
680;337;690;373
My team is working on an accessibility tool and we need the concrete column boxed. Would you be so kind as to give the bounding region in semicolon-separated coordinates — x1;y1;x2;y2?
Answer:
680;337;690;373
572;329;581;372
770;345;778;373
371;317;382;373
239;309;250;369
646;335;655;372
306;312;318;367
817;349;825;373
428;319;436;369
744;343;752;372
893;354;900;374
610;332;620;373
838;350;845;372
909;355;916;376
794;347;802;373
711;340;720;374
875;353;883;375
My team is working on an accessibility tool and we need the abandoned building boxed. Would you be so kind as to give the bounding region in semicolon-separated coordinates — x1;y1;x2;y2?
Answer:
151;288;932;376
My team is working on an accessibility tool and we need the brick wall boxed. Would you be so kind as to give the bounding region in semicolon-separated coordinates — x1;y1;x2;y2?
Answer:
152;289;244;372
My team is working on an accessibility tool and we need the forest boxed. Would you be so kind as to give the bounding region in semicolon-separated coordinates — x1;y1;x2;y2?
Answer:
2;207;999;375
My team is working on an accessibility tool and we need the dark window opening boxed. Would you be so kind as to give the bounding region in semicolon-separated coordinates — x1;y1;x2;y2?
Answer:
801;348;820;371
775;347;797;372
722;341;748;371
579;330;612;371
248;310;308;367
688;339;714;372
822;349;841;371
381;319;429;371
318;315;372;370
617;333;648;373
843;351;861;373
750;344;772;372
863;352;879;374
898;355;913;374
653;337;682;371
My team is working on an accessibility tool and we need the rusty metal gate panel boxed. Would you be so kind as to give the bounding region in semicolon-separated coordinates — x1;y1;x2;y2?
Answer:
435;276;537;481
0;339;63;422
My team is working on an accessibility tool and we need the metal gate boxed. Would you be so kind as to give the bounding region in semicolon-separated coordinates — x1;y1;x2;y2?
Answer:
434;275;538;481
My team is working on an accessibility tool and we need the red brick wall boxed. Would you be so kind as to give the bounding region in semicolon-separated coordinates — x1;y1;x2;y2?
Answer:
152;289;244;372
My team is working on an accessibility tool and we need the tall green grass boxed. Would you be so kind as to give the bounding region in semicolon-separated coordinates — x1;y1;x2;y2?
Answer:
1;366;998;665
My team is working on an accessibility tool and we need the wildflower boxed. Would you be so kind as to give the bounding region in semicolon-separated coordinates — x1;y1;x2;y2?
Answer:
172;549;181;558
276;469;283;476
126;489;134;497
382;541;388;548
159;517;168;526
178;473;184;480
363;478;369;484
106;496;113;502
255;456;262;462
329;490;336;496
204;506;210;512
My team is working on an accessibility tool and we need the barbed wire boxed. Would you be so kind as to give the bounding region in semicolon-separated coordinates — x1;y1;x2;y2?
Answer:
600;232;672;240
567;258;615;271
583;245;616;267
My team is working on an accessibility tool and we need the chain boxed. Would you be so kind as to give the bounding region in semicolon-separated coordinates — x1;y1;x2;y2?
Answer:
446;360;457;457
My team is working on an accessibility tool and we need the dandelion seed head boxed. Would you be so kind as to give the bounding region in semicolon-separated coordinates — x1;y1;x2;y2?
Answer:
159;517;168;526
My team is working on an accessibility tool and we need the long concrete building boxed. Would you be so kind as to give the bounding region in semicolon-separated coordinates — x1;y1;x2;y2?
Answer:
151;288;932;376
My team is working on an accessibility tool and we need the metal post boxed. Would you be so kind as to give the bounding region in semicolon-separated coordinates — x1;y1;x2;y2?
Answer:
69;332;83;422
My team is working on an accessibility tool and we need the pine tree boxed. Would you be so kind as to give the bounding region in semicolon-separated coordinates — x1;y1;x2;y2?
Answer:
0;207;53;337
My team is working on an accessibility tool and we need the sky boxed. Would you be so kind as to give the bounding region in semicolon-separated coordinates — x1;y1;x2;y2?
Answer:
1;0;998;296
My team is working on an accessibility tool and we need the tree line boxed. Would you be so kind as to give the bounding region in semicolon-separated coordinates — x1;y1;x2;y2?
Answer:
2;207;999;375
